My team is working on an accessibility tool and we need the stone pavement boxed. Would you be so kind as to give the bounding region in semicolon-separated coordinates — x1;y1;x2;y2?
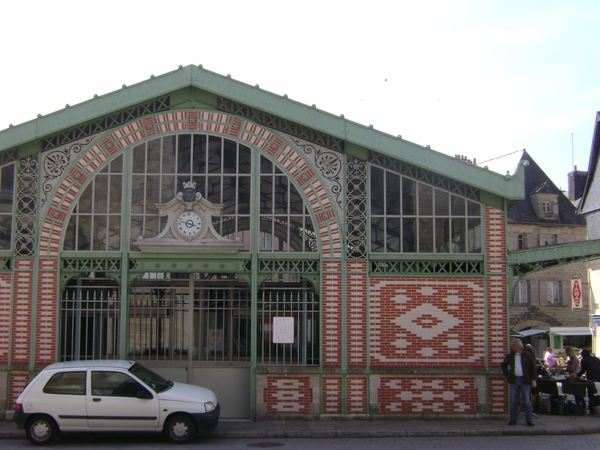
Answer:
1;414;600;440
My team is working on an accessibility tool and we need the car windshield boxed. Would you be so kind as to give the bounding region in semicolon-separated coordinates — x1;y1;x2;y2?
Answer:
128;362;172;393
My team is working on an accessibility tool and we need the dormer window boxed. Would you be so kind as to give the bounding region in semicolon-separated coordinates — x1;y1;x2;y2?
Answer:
530;192;559;219
542;201;553;214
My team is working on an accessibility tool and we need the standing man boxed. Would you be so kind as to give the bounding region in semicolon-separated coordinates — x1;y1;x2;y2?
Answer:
501;338;538;426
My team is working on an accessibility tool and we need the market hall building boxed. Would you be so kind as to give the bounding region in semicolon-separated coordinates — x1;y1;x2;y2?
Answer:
0;65;526;420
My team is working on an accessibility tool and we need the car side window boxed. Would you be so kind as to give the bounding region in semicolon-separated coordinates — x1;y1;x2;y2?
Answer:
92;371;149;398
43;371;86;395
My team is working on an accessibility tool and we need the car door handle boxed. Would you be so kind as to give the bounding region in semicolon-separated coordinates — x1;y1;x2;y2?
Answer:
92;398;102;402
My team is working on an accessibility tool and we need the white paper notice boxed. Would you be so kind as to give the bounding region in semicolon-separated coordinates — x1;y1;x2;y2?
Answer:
272;317;294;344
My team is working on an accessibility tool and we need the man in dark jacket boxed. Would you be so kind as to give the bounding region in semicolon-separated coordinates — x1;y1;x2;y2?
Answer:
578;348;600;382
501;338;538;426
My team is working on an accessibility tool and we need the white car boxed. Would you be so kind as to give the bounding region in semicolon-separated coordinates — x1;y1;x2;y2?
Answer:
13;360;220;445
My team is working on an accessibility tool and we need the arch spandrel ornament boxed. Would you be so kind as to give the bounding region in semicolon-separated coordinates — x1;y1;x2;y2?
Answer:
38;110;341;258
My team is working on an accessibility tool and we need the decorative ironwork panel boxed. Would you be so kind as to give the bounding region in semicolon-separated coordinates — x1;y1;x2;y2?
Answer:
41;138;92;205
41;97;170;150
15;155;38;256
370;259;484;275
346;156;367;258
217;97;344;152
0;258;11;271
258;259;320;275
290;137;343;210
62;258;122;274
369;152;480;200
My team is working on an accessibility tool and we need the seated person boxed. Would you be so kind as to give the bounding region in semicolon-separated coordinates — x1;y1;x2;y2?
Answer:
577;348;600;415
544;347;558;370
566;347;581;375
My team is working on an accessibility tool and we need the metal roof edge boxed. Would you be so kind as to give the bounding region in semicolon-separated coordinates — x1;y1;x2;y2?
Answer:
0;64;525;200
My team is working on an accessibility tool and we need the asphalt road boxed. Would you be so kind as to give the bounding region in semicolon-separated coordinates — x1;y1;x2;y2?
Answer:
1;434;600;449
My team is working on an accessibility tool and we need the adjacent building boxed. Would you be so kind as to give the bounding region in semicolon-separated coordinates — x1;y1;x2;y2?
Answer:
502;151;590;356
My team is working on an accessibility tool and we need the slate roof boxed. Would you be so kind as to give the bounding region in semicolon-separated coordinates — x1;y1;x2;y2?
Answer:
508;150;585;226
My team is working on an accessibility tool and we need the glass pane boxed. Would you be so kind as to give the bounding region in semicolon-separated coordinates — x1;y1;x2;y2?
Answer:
451;195;465;215
370;167;384;215
147;138;162;173
192;134;207;174
418;184;433;216
239;145;252;174
419;218;434;252
161;175;175;205
468;218;482;253
435;189;449;216
94;176;108;214
161;136;176;174
108;215;121;251
274;176;288;215
370;218;384;253
79;184;93;214
92;215;107;251
386;217;400;252
386;172;400;215
402;218;416;252
146;176;160;214
238;176;251;215
207;176;221;204
402;179;416;215
132;143;146;173
109;175;122;214
222;176;237;214
223;139;237;174
451;218;466;252
289;182;303;215
467;200;481;216
0;164;15;212
208;136;222;174
131;176;145;214
261;155;273;174
110;154;123;173
435;218;450;253
260;176;273;214
304;215;316;253
177;134;192;174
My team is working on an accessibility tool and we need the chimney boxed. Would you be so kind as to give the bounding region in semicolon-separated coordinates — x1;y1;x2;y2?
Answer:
568;166;587;202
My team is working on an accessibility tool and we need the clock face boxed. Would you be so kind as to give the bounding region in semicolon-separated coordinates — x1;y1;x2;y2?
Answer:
176;211;203;237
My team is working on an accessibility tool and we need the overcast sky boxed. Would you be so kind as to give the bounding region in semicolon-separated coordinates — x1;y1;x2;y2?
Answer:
1;0;599;190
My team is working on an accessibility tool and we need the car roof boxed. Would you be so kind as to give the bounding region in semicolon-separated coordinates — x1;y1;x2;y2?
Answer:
43;360;136;371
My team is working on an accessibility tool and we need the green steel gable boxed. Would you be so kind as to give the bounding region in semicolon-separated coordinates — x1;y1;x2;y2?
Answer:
0;64;525;203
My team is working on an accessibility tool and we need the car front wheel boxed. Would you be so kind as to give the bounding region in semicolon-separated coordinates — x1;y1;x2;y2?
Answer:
25;415;58;446
164;414;196;444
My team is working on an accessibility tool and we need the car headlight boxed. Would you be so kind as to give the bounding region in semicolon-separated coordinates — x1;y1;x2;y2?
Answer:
204;402;216;413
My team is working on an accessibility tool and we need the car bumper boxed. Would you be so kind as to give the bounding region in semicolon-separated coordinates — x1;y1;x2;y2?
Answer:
192;403;220;433
13;411;29;430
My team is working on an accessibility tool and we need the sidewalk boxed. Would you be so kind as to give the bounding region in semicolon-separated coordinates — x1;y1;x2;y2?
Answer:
1;414;600;440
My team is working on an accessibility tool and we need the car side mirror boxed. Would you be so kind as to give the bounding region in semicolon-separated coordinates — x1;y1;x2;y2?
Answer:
137;390;153;399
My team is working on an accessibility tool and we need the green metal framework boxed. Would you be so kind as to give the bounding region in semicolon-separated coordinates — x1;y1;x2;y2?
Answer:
41;97;171;151
508;240;600;277
369;151;480;201
217;97;344;153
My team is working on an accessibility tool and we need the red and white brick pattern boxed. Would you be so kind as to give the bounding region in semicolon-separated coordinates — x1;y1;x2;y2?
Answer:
264;377;312;414
378;377;476;414
369;278;485;366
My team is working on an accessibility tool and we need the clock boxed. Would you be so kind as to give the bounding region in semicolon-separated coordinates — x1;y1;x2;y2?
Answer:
176;211;203;237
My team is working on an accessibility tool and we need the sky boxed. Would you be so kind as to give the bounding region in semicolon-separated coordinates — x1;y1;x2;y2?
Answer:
1;0;599;191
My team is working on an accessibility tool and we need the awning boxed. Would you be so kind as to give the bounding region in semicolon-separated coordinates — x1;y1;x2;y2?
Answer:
515;327;549;337
549;326;591;336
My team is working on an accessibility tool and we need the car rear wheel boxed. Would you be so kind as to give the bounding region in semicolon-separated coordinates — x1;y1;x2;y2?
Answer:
25;415;58;446
164;414;196;444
